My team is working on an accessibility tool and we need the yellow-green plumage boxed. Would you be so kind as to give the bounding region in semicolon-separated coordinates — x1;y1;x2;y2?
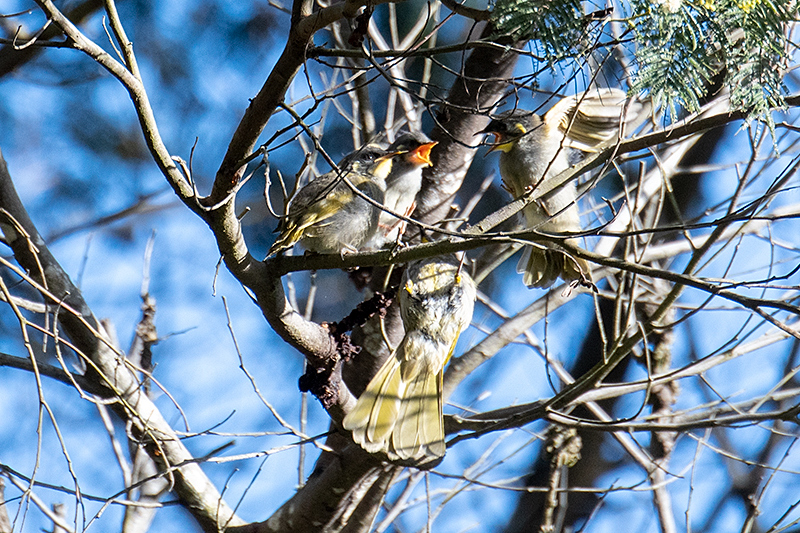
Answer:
343;257;476;463
268;146;394;256
363;132;437;250
482;88;648;288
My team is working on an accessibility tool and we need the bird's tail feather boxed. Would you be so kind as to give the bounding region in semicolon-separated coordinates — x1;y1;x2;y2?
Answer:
343;351;445;461
519;244;590;289
343;355;403;454
391;368;443;461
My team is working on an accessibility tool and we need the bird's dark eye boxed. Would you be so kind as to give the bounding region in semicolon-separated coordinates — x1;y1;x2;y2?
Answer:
361;150;379;162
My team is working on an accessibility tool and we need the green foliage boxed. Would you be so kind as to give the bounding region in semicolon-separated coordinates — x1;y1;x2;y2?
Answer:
631;0;796;122
490;0;797;122
629;0;720;118
490;0;587;58
723;0;795;118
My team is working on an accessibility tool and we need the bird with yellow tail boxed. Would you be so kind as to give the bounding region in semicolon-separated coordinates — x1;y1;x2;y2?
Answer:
267;145;396;257
343;256;476;463
364;132;437;250
481;88;648;288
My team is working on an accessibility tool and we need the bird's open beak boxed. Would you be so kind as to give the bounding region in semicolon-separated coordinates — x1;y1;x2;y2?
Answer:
408;141;438;166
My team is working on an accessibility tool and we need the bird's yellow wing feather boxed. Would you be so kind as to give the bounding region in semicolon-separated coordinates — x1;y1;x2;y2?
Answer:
343;352;402;454
268;171;369;255
366;357;403;446
547;88;647;151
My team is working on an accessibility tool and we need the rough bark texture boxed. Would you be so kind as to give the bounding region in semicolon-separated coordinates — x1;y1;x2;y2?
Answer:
249;24;525;533
418;28;525;226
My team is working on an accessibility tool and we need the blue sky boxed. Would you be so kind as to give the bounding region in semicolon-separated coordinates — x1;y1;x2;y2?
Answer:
2;1;800;532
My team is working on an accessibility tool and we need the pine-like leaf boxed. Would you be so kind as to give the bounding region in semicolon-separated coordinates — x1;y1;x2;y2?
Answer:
629;0;797;122
491;0;588;58
489;0;798;123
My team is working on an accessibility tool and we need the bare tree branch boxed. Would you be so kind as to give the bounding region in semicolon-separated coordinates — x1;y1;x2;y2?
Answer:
0;149;244;532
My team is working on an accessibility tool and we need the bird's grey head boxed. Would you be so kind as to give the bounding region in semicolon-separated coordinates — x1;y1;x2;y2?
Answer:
482;109;543;141
338;144;388;170
387;131;433;153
